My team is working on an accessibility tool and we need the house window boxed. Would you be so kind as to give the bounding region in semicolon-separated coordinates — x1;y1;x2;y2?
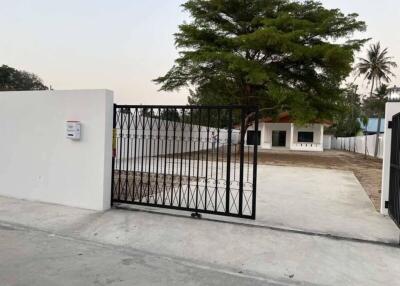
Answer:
298;132;314;143
246;130;261;145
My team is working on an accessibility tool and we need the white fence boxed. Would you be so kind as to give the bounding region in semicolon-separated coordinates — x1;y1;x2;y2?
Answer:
332;134;384;159
115;114;240;161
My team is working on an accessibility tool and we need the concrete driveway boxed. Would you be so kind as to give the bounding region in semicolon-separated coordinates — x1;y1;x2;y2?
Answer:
115;163;398;244
254;164;398;243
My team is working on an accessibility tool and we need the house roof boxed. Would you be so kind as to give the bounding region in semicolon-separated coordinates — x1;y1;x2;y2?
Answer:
260;112;332;126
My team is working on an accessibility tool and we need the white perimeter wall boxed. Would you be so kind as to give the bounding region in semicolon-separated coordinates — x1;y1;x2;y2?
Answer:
381;102;400;214
115;116;240;161
0;90;113;210
323;135;333;150
332;135;384;159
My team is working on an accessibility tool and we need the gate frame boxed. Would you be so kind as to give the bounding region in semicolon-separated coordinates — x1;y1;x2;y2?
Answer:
387;111;400;228
381;101;400;218
111;104;259;220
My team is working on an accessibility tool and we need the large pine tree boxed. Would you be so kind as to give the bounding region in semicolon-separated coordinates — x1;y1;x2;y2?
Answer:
155;0;367;123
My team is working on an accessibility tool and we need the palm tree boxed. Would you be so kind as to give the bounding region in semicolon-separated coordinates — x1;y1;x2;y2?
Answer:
355;42;397;157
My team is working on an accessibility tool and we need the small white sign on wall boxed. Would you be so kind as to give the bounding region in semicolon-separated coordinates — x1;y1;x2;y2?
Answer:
66;121;81;140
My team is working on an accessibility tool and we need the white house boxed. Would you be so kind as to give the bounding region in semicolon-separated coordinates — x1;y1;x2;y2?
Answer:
245;112;331;152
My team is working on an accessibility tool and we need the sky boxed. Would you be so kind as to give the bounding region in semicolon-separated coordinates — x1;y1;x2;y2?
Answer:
1;0;399;104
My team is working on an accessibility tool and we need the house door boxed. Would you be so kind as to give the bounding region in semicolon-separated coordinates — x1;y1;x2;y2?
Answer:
272;131;286;147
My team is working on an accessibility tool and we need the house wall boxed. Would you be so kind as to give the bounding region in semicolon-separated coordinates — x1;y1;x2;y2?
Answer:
260;123;291;149
0;90;113;211
291;124;324;152
247;122;324;152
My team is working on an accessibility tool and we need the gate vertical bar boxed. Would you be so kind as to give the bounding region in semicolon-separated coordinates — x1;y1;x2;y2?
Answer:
179;108;185;207
195;109;201;210
139;110;146;202
225;108;232;214
117;108;124;201
111;104;117;206
170;114;177;206
204;108;210;210
132;108;138;202
125;110;131;201
214;109;220;212
147;108;153;203
251;107;259;219
155;108;161;204
186;108;193;208
238;107;245;216
162;108;169;205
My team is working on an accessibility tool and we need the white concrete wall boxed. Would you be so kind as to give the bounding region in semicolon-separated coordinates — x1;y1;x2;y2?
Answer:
381;102;400;214
323;135;333;150
0;90;113;211
333;135;384;159
115;116;239;161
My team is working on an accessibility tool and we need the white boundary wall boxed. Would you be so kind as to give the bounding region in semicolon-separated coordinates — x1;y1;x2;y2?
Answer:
381;102;400;214
332;134;384;159
0;90;113;210
115;115;240;161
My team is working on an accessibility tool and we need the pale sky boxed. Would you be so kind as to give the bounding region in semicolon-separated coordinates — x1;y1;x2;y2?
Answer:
1;0;399;104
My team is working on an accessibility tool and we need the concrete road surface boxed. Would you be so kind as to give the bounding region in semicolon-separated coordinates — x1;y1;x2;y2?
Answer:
0;223;285;286
1;164;400;285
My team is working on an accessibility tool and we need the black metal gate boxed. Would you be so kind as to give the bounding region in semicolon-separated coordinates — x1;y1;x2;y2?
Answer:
111;105;259;219
388;112;400;227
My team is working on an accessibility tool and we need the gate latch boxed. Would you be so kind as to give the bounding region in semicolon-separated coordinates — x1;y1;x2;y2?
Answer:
385;201;389;209
388;121;393;129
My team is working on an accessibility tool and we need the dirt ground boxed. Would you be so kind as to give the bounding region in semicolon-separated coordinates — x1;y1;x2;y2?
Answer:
256;150;383;211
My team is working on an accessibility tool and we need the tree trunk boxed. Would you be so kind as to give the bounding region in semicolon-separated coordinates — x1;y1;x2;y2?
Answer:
370;78;375;97
374;116;382;158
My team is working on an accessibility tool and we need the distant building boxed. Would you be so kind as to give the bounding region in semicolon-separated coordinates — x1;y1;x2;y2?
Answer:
359;118;385;135
389;86;400;101
245;112;332;152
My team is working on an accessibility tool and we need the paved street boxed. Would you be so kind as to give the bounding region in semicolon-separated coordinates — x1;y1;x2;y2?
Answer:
0;164;399;286
1;193;400;286
0;223;282;286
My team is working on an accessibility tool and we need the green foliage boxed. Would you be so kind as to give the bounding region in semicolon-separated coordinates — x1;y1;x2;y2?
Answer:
329;84;364;137
363;84;389;117
159;109;181;122
0;65;48;91
155;0;367;122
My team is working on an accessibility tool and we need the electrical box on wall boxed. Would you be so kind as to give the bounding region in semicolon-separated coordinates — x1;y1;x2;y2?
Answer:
66;121;81;140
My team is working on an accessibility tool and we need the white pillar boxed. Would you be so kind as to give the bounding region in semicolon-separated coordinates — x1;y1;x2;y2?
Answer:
289;123;294;150
0;90;114;211
320;125;324;151
381;102;400;214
